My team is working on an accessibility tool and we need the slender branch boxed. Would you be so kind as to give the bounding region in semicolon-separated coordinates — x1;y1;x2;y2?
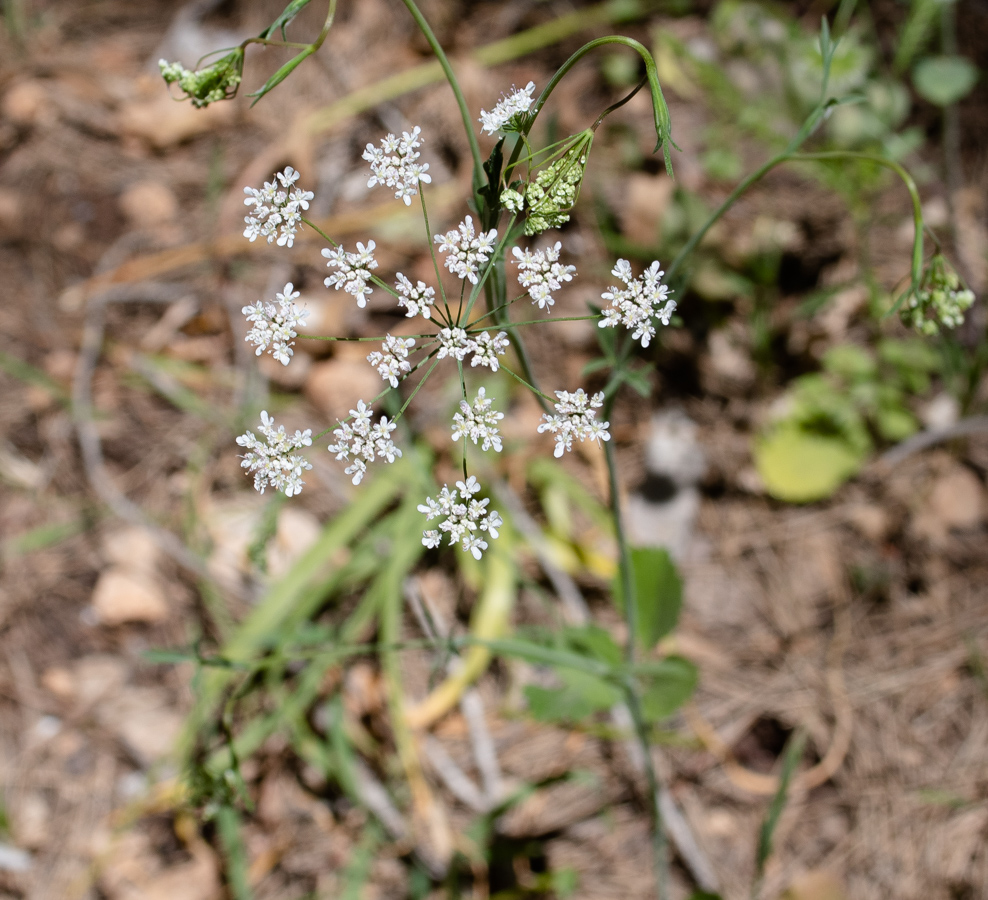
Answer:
398;0;485;190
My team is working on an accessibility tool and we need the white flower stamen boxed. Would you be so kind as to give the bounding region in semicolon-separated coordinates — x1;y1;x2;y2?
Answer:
237;411;313;497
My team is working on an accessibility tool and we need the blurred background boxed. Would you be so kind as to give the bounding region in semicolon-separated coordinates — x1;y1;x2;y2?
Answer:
0;1;986;898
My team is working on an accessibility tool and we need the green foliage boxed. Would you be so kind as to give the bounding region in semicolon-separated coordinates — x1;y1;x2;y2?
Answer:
613;547;683;649
754;729;807;888
912;55;979;107
755;338;940;502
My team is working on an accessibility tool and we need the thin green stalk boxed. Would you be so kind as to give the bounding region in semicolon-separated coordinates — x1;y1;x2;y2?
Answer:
399;0;485;191
602;390;668;900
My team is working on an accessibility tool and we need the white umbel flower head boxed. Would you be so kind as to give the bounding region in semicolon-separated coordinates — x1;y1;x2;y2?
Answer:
418;475;503;559
237;411;313;496
362;127;432;206
511;242;576;311
394;273;436;320
434;216;498;285
243;167;313;248
599;259;675;348
479;81;536;135
537;389;610;458
467;330;509;372
322;241;378;307
451;387;504;452
367;334;416;388
242;282;309;365
437;327;471;361
327;400;401;485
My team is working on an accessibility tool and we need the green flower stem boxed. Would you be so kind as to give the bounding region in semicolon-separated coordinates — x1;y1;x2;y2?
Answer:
530;35;674;173
601;387;669;900
665;149;925;309
418;191;454;324
399;0;485;192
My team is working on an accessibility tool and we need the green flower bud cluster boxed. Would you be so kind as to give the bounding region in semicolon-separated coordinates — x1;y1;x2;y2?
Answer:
900;255;976;336
159;49;245;108
510;132;592;236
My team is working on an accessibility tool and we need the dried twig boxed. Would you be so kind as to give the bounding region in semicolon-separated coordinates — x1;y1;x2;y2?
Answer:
877;416;988;468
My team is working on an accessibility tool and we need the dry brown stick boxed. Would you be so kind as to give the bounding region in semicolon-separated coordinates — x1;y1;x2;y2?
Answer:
876;415;988;468
685;602;854;796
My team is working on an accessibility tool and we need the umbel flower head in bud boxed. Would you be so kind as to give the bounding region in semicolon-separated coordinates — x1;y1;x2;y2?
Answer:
520;130;593;235
159;49;244;108
900;255;976;336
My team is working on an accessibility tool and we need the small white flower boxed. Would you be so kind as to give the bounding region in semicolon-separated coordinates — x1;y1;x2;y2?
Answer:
242;282;309;366
367;334;416;388
511;242;576;311
327;400;401;485
363;126;432;206
537;389;610;458
501;188;524;213
479;81;537;135
394;273;436;320
434;216;498;285
599;259;675;348
237;411;313;496
437;327;470;361
323;240;378;307
467;330;509;372
451;387;504;452
243;167;313;248
417;475;501;559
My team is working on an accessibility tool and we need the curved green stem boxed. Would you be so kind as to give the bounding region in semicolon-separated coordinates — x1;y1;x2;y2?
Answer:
532;35;674;173
399;0;485;191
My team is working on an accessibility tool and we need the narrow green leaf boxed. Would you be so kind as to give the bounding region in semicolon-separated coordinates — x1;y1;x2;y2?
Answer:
755;729;807;880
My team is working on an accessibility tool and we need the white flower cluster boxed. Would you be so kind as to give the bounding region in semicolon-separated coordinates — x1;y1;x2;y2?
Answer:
537;389;610;458
452;387;504;452
236;411;313;497
367;334;416;388
394;273;436;320
434;216;498;285
419;476;503;560
323;241;378;307
435;328;508;371
363;127;432;206
327;400;401;485
242;283;309;366
479;81;537;135
467;330;509;372
511;242;576;311
599;259;676;348
243;167;313;248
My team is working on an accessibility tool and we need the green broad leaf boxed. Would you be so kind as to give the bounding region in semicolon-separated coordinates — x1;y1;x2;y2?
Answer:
622;367;652;398
614;547;683;648
754;426;863;503
639;656;697;721
874;405;918;443
563;624;623;667
524;668;621;723
913;55;979;107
